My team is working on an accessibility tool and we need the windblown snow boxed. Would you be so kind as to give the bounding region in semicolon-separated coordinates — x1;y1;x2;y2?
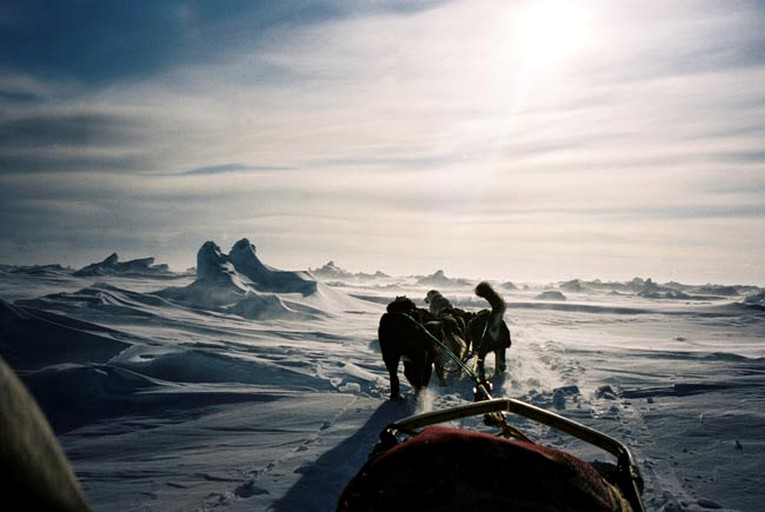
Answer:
1;239;763;512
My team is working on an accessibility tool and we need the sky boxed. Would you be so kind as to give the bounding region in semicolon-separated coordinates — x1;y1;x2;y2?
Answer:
1;0;764;285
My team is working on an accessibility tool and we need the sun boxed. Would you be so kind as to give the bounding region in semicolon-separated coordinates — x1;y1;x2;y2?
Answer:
515;1;590;66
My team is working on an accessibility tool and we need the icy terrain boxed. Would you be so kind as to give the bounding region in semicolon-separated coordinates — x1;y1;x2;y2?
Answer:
1;241;764;511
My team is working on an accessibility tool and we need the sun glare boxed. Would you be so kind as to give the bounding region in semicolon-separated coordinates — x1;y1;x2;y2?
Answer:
516;1;590;66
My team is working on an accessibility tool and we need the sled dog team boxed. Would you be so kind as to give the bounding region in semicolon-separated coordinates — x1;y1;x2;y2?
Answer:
378;281;511;400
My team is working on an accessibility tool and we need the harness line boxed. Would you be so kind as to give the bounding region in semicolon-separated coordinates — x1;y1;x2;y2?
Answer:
401;313;533;443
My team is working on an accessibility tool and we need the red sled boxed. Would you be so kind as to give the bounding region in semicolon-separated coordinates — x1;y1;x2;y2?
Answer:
337;398;645;512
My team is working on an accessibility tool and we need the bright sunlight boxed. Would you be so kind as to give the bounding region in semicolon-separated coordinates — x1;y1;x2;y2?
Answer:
515;1;591;66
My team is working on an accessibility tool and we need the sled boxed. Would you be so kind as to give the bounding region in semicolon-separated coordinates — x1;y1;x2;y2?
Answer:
336;397;646;512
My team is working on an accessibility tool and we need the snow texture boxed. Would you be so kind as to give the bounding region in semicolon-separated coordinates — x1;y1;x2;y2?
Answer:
1;242;764;512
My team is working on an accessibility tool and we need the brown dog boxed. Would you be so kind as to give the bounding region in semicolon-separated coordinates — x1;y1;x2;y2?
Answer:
424;290;468;385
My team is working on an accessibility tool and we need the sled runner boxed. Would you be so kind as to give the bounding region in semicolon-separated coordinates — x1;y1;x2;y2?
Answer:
336;397;646;512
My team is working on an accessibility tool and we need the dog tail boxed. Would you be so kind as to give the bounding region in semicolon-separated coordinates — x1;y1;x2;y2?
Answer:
475;281;506;318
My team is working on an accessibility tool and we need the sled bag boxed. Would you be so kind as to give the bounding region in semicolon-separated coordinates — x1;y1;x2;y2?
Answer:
337;425;632;512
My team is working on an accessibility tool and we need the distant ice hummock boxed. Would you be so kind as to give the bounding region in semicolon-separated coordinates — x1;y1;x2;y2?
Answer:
227;239;316;295
73;253;172;277
196;241;238;282
158;238;318;319
195;239;312;290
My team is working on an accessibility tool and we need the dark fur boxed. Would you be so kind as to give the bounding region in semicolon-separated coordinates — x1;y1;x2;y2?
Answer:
1;356;91;511
467;282;511;379
423;292;469;385
378;296;439;400
378;284;511;399
425;289;452;316
430;313;470;386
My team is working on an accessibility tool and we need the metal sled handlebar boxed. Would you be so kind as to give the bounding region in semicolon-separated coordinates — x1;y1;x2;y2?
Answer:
388;398;635;465
385;398;646;512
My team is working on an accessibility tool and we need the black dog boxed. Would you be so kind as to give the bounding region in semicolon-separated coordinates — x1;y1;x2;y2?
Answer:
422;282;511;381
378;296;440;400
466;282;511;380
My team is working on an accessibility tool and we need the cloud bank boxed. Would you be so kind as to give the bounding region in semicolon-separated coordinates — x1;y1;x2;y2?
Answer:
1;0;763;284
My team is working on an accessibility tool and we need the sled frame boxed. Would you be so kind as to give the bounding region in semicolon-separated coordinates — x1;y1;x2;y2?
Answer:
383;398;646;512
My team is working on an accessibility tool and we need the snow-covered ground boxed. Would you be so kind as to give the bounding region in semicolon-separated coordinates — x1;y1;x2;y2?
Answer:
1;240;763;511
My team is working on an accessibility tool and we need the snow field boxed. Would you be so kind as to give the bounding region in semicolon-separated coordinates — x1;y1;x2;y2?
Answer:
1;246;763;511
